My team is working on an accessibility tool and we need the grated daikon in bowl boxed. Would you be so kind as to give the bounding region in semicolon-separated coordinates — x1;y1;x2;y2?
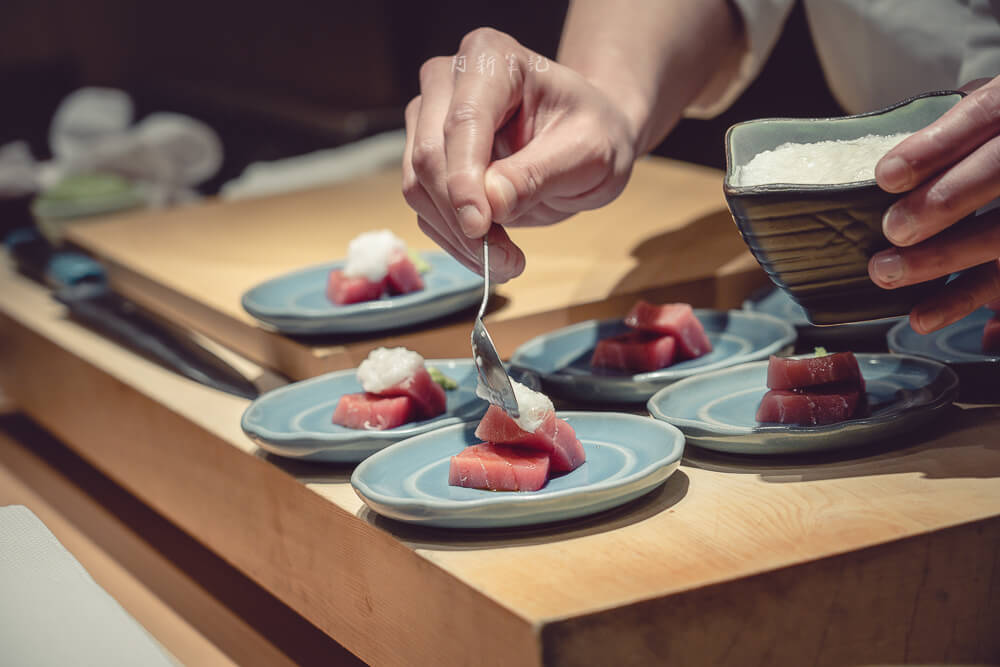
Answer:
357;346;424;393
343;230;407;281
734;132;912;187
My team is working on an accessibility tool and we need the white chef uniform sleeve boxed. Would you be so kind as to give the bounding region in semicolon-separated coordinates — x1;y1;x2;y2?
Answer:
685;0;797;119
958;0;1000;86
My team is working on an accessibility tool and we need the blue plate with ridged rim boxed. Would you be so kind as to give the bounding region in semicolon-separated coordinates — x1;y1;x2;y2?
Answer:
509;310;796;404
887;308;999;403
241;251;482;335
887;308;999;363
647;353;959;454
350;412;685;529
744;287;904;344
241;359;486;462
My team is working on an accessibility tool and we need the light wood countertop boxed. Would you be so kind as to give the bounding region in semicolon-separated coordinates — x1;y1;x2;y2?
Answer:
2;157;998;665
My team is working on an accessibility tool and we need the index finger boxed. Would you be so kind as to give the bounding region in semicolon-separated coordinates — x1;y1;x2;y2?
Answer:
876;81;1000;193
443;29;525;238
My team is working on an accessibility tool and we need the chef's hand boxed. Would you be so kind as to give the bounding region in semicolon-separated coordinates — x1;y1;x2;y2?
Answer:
401;28;638;282
870;77;1000;332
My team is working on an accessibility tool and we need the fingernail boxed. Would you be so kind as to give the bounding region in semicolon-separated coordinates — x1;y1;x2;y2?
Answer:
485;171;517;220
871;250;904;284
876;155;911;191
882;205;916;245
456;205;485;238
915;308;944;333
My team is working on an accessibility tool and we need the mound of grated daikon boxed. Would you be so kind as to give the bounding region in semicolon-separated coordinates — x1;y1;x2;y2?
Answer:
344;230;407;281
357;346;425;393
477;378;554;433
734;132;912;187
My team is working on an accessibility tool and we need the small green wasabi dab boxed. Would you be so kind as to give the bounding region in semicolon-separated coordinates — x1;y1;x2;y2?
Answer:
406;249;431;274
427;366;458;390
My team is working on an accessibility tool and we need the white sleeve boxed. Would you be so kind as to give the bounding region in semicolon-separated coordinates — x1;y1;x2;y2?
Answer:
959;0;1000;85
684;0;797;119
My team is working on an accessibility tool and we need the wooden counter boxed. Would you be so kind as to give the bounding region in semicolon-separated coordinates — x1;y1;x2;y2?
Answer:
64;158;767;380
0;415;362;667
2;158;999;665
4;255;999;666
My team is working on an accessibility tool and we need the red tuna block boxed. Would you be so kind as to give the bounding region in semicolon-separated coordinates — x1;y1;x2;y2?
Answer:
332;393;413;430
590;331;676;372
755;385;863;426
326;269;384;305
474;405;585;473
448;443;550;491
376;367;447;419
766;352;865;391
984;315;1000;354
384;253;425;295
623;301;712;360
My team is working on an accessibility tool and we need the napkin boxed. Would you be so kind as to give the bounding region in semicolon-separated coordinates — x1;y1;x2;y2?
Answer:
0;505;176;666
0;141;39;198
0;87;223;209
220;128;406;200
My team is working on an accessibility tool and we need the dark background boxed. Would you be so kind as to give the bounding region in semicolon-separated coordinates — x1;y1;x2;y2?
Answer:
1;1;842;194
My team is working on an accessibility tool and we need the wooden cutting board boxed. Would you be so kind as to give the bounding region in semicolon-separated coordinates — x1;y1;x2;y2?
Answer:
66;157;769;380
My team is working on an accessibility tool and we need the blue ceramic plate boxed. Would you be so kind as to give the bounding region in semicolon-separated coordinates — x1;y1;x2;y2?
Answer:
887;308;999;403
241;252;482;335
887;308;998;363
647;353;959;455
351;412;685;529
241;359;486;462
509;310;796;403
744;287;904;345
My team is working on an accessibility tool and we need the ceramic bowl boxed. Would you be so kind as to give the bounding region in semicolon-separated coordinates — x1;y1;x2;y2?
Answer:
724;90;964;325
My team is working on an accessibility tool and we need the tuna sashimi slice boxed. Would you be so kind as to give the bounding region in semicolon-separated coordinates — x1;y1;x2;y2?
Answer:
474;405;586;473
448;443;550;491
766;351;865;391
384;253;425;295
755;385;863;426
983;315;1000;354
332;393;414;430
623;301;712;360
590;331;676;372
376;366;447;419
326;269;384;305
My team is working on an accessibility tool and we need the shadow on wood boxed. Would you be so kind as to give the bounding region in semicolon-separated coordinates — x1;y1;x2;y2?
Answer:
684;404;1000;482
355;470;690;551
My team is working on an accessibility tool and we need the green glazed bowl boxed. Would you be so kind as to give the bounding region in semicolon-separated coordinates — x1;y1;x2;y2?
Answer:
723;90;964;325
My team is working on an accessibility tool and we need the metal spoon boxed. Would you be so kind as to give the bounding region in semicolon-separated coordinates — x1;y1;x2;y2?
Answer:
471;236;520;417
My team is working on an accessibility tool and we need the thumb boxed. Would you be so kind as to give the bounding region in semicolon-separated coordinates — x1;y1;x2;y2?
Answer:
484;168;522;223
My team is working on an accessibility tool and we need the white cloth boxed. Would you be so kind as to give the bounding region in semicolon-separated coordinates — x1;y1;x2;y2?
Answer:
219;129;406;200
0;87;223;206
0;505;176;666
690;0;1000;117
0;141;38;197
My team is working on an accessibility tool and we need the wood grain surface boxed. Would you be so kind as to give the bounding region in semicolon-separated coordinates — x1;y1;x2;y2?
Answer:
2;260;998;665
65;157;769;379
